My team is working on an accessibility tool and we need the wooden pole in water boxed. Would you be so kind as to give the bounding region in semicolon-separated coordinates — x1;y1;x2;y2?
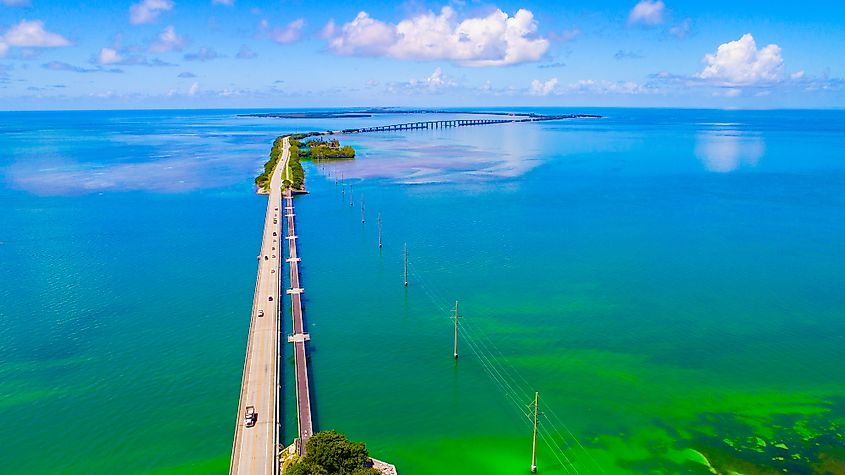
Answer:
531;392;539;473
403;243;408;287
361;195;365;223
349;185;353;207
377;213;382;249
453;301;459;359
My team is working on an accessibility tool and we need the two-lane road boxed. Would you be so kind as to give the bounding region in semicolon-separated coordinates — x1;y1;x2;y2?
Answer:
230;138;290;475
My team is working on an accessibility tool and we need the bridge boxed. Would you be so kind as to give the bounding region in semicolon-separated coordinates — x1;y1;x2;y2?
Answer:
229;138;287;475
341;114;599;134
284;188;314;455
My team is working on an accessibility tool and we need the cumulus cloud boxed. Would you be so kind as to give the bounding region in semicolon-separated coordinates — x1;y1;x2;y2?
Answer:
269;18;304;44
149;25;185;53
386;67;458;93
184;47;221;61
188;81;199;96
130;0;173;25
97;47;122;65
328;7;549;67
3;20;70;47
319;19;336;39
236;44;257;59
698;34;783;85
529;78;558;96
529;78;649;96
628;0;665;26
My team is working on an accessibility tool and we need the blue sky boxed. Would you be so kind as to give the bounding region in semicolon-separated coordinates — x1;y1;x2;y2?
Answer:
1;0;844;110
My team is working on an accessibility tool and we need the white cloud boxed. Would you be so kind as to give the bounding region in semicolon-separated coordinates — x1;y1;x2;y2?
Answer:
387;67;457;93
211;0;233;5
669;18;691;38
2;0;31;6
236;44;256;59
319;19;336;40
130;0;173;25
529;78;558;96
628;0;665;26
0;42;7;57
529;78;648;96
328;7;550;67
698;34;783;85
420;67;455;90
790;70;805;80
3;20;70;47
188;81;199;96
97;47;122;65
149;25;185;53
184;47;221;61
269;18;304;44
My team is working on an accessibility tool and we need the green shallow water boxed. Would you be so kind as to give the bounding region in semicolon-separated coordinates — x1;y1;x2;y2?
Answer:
1;109;844;474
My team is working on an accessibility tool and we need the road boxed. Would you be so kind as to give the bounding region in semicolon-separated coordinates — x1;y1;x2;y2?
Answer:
230;137;289;475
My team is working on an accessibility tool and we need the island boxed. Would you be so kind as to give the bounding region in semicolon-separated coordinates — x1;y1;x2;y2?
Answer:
255;134;356;194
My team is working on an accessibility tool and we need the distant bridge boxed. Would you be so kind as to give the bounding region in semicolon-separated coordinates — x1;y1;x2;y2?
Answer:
341;114;600;134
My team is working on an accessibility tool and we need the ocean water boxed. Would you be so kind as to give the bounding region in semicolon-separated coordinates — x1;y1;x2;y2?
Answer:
1;108;843;474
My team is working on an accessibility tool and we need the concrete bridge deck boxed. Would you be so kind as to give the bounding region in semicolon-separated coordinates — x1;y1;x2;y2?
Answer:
229;139;288;475
284;189;314;455
341;114;599;134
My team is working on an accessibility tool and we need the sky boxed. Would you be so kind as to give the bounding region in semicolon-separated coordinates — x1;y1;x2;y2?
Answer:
1;0;844;110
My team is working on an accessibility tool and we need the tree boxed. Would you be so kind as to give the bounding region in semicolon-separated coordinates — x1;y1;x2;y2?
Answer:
285;431;379;475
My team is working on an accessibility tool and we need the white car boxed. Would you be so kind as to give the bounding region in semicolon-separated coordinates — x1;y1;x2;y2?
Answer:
244;406;257;427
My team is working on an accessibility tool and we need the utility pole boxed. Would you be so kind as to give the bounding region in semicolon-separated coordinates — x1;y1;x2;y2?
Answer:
361;195;365;223
531;392;539;473
403;243;408;287
377;213;382;249
453;301;460;359
349;185;353;207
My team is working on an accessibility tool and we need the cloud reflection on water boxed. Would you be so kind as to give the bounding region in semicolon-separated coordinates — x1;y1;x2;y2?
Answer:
695;126;765;173
319;124;543;185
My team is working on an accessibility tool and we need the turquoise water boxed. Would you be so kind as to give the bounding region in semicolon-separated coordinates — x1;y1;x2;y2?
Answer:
1;109;844;474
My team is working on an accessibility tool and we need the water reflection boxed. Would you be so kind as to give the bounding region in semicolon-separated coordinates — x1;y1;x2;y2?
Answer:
695;128;765;173
322;123;544;185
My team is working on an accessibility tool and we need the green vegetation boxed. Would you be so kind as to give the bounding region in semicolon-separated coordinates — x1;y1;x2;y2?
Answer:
285;431;379;475
301;138;356;160
287;138;305;190
254;132;354;193
255;136;285;192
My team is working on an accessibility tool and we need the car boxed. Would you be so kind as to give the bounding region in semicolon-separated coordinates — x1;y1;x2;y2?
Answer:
244;406;257;427
257;309;264;318
271;269;275;273
264;255;268;260
273;232;277;236
268;296;273;301
275;207;278;211
272;255;276;258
